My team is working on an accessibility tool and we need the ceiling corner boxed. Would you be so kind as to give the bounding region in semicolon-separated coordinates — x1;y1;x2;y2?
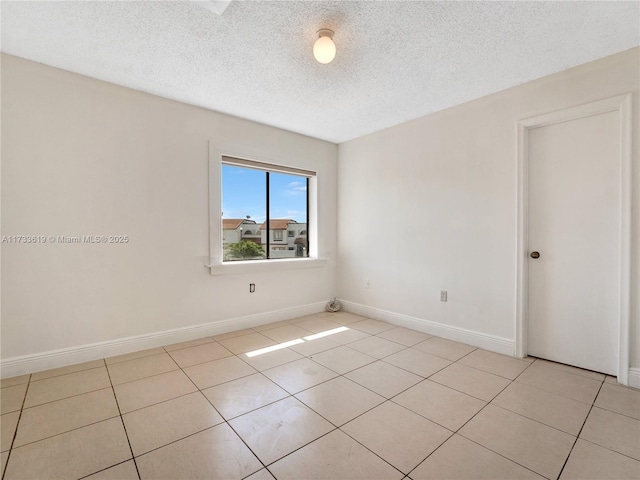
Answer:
192;0;232;16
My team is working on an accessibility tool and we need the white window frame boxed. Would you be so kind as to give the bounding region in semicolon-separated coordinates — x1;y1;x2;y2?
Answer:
206;141;325;275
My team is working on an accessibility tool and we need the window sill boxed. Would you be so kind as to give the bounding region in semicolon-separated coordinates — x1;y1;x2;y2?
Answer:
206;257;327;276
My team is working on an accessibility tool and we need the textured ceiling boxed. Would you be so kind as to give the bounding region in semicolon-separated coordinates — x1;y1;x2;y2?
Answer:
1;1;639;143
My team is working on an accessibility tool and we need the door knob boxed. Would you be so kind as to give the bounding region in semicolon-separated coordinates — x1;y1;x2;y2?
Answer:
530;251;540;259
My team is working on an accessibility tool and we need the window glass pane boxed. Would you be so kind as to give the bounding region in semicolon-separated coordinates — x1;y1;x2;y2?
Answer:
221;165;266;262
269;172;308;259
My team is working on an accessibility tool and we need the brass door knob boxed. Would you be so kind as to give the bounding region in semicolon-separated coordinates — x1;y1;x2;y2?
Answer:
530;251;540;259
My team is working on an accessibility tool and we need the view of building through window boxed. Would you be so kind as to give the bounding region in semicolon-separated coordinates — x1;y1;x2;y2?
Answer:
221;163;309;261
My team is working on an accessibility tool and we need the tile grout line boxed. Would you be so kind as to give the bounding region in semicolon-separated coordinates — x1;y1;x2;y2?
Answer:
344;396;458;478
588;403;640;422
529;356;609;382
487;402;581;438
8;365;187;456
463;354;613;478
177;350;272;478
262;414;406;480
28;364;105;383
488;362;610;436
414;352;550;480
118;343;271;467
287;340;433;420
258;428;342;478
107;366;183;389
8;414;123;452
456;357;594;438
462;395;594;480
125;424;240;464
162;337;217;353
119;315;363;477
500;358;603;406
378;356;449;378
2;329;533;479
266;338;451;477
119;389;198;416
1;374;32;480
206;328;406;477
397;349;532;479
445;434;552;480
414;356;518;405
0;318;373;476
8;385;116;413
104;358;142;480
555;378;606;479
334;421;422;477
6;377;124;455
576;437;640;463
16;367;114;408
106;349;168;366
513;376;603;409
6;314;634;479
76;460;136;480
455;357;533;381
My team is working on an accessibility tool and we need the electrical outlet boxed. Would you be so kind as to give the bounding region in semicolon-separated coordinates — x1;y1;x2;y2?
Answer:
365;279;370;289
440;290;447;302
249;283;255;293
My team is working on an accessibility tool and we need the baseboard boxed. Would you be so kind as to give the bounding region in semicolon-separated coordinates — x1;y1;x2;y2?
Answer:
340;300;515;357
6;300;635;387
0;301;326;379
340;300;640;387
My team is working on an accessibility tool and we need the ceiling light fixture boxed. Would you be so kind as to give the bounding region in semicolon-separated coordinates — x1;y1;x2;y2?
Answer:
313;29;336;64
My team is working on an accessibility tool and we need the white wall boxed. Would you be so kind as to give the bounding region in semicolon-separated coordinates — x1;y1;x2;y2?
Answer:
1;54;338;371
338;48;640;369
2;48;638;379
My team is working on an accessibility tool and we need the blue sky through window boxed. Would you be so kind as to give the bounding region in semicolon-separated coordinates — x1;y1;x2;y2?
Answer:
222;165;307;223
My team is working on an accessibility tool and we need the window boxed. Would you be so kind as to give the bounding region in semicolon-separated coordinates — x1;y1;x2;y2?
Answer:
221;156;313;262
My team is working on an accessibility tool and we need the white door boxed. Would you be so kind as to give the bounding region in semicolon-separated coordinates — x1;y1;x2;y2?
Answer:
527;109;620;375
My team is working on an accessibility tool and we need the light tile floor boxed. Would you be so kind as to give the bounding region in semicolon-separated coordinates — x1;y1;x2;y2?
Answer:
1;311;639;479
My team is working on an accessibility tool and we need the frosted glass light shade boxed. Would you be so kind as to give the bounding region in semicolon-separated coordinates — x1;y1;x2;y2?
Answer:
313;30;336;64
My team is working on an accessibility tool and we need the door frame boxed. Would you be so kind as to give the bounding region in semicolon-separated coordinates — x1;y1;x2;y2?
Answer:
515;94;632;384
